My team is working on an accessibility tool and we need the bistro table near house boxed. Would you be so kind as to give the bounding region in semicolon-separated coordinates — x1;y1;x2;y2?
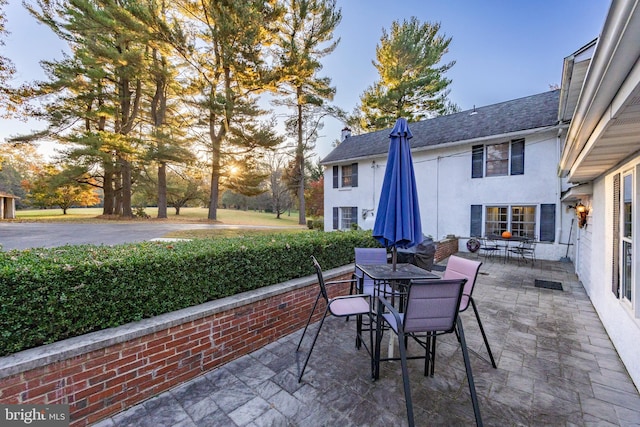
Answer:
487;234;532;263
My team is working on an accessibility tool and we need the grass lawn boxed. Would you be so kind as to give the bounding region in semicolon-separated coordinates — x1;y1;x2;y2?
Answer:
15;207;312;238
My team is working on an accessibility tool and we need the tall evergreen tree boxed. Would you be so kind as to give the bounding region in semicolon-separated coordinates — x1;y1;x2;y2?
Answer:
273;0;341;225
22;0;156;217
0;0;17;118
136;0;194;219
175;0;282;220
359;17;458;131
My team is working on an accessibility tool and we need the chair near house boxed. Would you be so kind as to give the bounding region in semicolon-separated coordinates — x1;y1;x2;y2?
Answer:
441;255;497;371
478;237;500;260
373;278;483;427
508;239;537;267
296;256;373;383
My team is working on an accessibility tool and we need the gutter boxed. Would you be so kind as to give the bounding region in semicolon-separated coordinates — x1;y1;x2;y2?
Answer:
559;0;640;176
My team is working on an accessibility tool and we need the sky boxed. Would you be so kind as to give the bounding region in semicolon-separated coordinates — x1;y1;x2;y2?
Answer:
0;0;611;162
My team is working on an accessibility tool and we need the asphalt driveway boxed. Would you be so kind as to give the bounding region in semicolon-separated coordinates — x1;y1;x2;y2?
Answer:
0;222;282;251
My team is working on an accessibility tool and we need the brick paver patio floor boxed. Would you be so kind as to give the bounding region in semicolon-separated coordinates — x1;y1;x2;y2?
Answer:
94;254;640;426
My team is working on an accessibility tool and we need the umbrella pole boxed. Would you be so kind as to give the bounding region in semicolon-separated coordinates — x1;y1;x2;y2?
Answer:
392;246;397;271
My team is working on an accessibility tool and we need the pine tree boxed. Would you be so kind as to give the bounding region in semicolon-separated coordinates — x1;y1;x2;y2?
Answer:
273;0;341;225
135;0;194;218
175;0;283;220
359;17;458;131
23;0;153;217
0;0;17;118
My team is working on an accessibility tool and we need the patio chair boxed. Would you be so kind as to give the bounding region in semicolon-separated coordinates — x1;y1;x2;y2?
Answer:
442;255;497;370
296;256;373;383
350;247;401;305
478;237;500;260
351;247;388;296
374;278;483;427
508;239;537;267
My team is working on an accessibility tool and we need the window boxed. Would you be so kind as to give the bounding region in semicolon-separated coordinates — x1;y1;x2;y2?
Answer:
510;206;536;238
486;143;509;176
470;204;555;241
333;207;358;230
471;139;525;178
332;163;358;188
485;206;508;235
342;164;353;187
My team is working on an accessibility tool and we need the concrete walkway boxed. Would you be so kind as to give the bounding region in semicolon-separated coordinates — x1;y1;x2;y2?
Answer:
93;255;640;426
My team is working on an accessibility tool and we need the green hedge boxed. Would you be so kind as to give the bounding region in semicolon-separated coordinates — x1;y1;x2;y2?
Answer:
0;230;379;356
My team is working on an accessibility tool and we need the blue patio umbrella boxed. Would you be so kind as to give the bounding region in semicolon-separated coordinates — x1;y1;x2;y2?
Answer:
372;118;423;270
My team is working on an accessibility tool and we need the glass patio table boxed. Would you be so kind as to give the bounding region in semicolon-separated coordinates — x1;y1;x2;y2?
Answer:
356;263;439;359
356;263;439;303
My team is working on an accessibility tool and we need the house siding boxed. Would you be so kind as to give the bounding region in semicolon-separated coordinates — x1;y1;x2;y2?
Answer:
324;129;572;261
576;163;640;392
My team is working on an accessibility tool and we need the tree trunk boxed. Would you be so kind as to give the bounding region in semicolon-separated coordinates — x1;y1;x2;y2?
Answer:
114;168;123;216
152;46;169;219
121;157;133;218
157;162;167;218
207;101;224;221
208;167;219;220
103;167;114;215
296;94;306;225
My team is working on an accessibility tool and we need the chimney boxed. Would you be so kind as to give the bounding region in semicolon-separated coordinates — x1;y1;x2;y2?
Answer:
341;127;351;142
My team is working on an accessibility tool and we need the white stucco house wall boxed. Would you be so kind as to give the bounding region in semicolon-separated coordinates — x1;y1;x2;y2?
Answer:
558;0;640;392
321;90;574;262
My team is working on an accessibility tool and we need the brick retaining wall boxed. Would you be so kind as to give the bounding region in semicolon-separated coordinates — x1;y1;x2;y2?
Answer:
0;243;460;426
0;267;353;426
434;237;458;263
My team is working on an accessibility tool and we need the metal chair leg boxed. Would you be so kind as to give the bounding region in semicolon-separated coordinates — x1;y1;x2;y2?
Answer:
296;292;322;351
298;306;329;383
457;318;483;427
470;297;497;369
397;330;415;427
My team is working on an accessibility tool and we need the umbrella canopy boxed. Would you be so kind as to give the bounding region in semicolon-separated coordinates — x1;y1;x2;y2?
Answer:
372;118;423;268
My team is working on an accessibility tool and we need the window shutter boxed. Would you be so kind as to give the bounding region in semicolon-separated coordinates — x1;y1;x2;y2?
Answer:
351;163;358;187
352;207;358;227
332;166;338;188
471;145;484;178
613;173;620;297
539;204;555;242
470;205;482;237
333;207;339;230
511;139;525;175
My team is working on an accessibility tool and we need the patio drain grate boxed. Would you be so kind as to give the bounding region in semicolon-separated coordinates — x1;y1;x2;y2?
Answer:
535;279;563;291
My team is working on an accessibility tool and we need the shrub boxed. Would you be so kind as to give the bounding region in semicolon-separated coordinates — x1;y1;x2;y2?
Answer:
0;230;379;356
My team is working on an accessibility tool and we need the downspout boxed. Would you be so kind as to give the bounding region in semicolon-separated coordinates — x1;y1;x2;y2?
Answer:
436;156;441;240
556;128;564;246
372;160;377;210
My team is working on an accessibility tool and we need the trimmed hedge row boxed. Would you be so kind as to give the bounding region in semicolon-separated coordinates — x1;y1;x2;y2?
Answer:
0;230;379;356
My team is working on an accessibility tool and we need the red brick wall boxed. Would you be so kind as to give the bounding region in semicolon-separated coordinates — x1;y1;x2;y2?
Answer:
434;237;458;263
0;274;352;426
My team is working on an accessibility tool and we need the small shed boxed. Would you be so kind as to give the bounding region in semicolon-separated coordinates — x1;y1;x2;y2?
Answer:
0;192;18;219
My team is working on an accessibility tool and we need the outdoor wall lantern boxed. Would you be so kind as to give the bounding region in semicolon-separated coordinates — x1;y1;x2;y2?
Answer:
574;202;589;228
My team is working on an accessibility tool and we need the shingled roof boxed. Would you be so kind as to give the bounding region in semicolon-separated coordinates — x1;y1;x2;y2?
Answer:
321;90;560;164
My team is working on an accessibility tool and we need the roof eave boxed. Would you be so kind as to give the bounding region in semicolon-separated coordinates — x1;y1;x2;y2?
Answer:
560;0;640;178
